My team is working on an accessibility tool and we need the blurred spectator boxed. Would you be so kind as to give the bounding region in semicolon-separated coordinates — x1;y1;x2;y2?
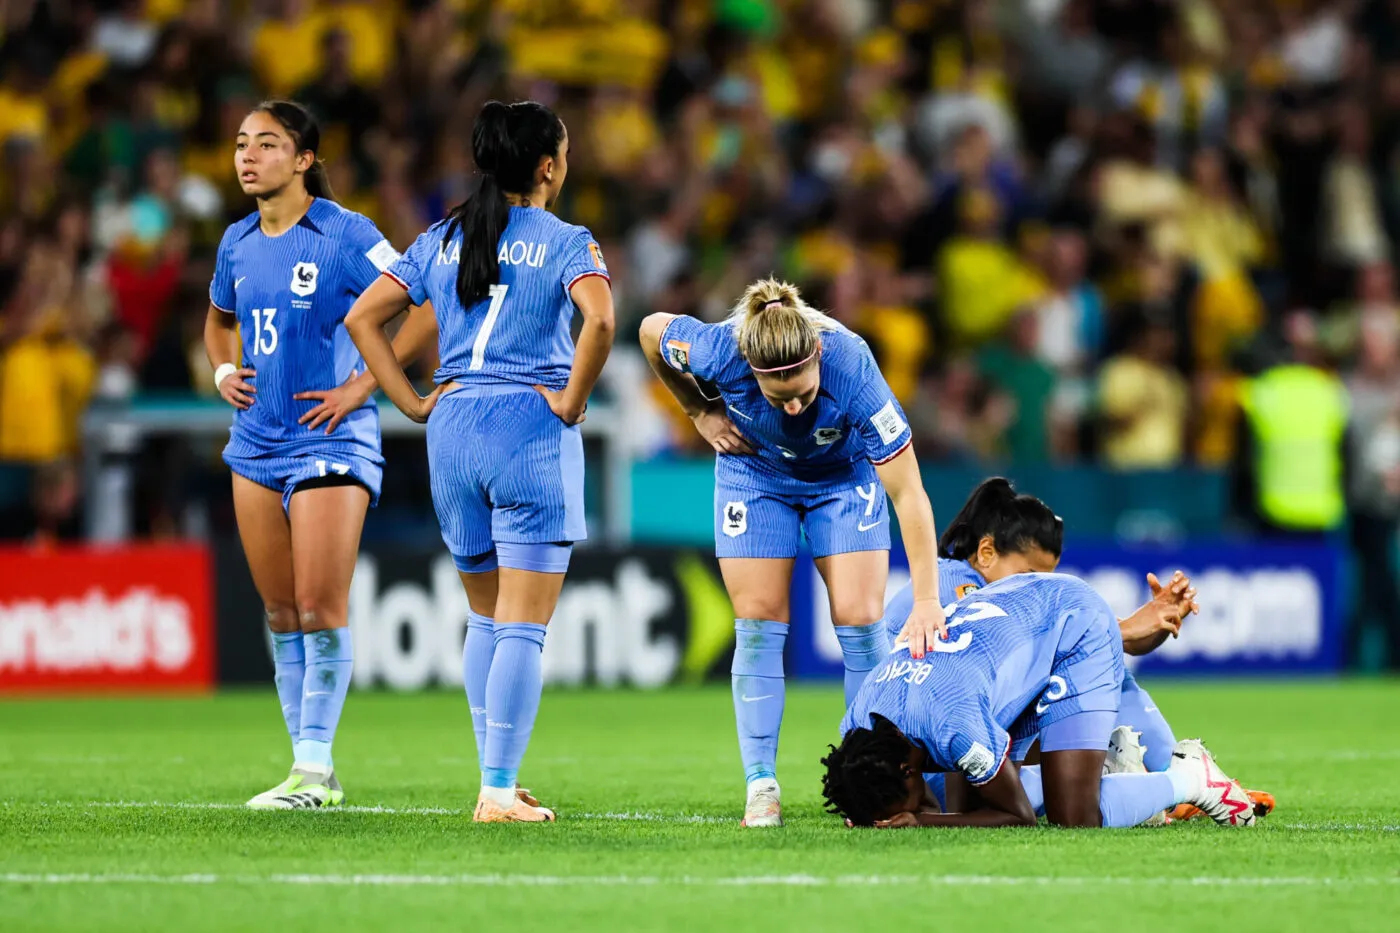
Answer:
937;185;1044;350
1236;311;1350;537
976;310;1058;464
1346;306;1400;668
1096;309;1188;470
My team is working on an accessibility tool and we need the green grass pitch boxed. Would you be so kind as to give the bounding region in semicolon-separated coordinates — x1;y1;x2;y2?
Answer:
2;681;1398;932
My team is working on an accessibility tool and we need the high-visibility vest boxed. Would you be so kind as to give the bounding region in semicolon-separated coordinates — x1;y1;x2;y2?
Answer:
1240;364;1349;530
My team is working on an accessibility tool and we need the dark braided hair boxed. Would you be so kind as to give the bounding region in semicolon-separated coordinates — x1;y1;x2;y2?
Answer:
820;714;916;826
938;477;1063;562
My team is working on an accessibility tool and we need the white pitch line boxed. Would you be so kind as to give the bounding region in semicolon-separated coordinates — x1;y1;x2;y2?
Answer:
1;873;1396;888
2;801;732;823
5;802;1398;832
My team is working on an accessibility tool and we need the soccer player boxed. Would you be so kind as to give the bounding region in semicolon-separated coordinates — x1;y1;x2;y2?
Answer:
639;280;947;828
206;100;434;809
822;572;1258;829
346;100;614;823
884;476;1274;820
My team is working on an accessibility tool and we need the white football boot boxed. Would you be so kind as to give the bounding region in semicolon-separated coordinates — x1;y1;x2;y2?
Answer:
741;778;783;827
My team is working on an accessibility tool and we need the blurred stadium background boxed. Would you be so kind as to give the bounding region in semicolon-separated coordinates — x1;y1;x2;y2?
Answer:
2;0;1399;694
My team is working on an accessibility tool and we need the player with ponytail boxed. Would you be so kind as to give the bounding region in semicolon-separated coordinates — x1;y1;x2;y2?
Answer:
640;279;946;827
347;100;615;823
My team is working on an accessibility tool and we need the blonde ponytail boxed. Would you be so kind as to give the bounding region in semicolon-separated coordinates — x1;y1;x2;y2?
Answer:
730;279;835;375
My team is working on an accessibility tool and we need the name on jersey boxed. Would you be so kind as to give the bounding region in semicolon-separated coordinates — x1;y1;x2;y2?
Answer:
436;240;547;268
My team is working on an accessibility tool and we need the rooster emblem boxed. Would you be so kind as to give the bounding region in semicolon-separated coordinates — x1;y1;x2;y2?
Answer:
290;261;319;297
722;501;748;537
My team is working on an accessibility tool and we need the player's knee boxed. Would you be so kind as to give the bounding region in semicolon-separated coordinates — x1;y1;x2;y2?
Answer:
828;594;883;628
294;595;344;632
263;604;298;634
1047;804;1102;829
732;597;789;624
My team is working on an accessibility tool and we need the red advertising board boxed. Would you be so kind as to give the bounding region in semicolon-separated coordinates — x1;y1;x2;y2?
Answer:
0;544;214;692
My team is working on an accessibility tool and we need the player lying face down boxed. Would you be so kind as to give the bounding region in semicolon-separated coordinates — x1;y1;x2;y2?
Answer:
888;476;1273;821
821;573;1259;829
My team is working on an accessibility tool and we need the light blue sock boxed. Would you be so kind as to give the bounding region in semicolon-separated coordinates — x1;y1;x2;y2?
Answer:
294;628;353;770
1100;772;1186;827
270;631;304;753
1018;764;1046;817
834;621;889;708
481;622;547;790
463;612;496;771
1117;674;1177;772
732;619;787;784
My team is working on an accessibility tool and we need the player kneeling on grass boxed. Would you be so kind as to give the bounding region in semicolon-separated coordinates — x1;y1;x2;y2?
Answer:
821;572;1257;829
905;476;1273;823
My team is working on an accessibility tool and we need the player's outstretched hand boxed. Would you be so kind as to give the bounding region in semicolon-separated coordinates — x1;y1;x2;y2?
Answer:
1119;571;1198;656
295;372;374;434
1148;570;1200;622
898;597;949;660
533;386;587;425
692;408;754;455
873;812;921;829
218;367;256;410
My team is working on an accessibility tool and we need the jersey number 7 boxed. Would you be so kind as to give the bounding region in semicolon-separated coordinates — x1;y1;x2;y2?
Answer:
469;284;508;371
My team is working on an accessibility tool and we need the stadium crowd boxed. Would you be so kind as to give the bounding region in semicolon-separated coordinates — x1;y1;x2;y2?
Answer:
1;0;1399;531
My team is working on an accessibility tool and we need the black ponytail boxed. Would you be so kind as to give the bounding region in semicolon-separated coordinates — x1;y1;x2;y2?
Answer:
939;477;1063;561
444;99;565;308
250;99;334;200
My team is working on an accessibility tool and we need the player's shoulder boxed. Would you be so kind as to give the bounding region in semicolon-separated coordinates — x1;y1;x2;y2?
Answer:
218;211;262;252
310;199;383;242
940;558;984;600
819;325;877;386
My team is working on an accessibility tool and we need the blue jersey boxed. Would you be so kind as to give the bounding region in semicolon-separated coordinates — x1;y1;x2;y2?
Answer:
210;198;396;460
659;316;912;496
883;558;987;643
843;573;1120;785
387;206;608;390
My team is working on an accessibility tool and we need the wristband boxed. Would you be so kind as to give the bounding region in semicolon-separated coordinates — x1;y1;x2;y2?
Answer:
214;363;239;390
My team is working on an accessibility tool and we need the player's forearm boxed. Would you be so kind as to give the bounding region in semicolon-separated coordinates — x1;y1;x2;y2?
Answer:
906;806;1037;828
880;451;941;606
639;314;714;417
204;306;240;369
349;302;437;396
561;313;614;416
348;320;424;417
1119;611;1172;657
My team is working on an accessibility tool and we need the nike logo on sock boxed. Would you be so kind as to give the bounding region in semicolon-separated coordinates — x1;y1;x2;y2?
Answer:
1143;706;1159;713
741;694;774;703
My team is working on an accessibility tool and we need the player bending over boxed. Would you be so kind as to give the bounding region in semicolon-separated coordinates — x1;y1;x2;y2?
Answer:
640;279;945;828
888;476;1274;822
822;572;1257;829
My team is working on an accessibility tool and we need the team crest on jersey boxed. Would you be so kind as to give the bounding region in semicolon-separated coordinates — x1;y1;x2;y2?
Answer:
813;427;843;446
955;582;980;599
722;500;748;537
589;242;607;270
666;339;692;373
290;261;319;297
